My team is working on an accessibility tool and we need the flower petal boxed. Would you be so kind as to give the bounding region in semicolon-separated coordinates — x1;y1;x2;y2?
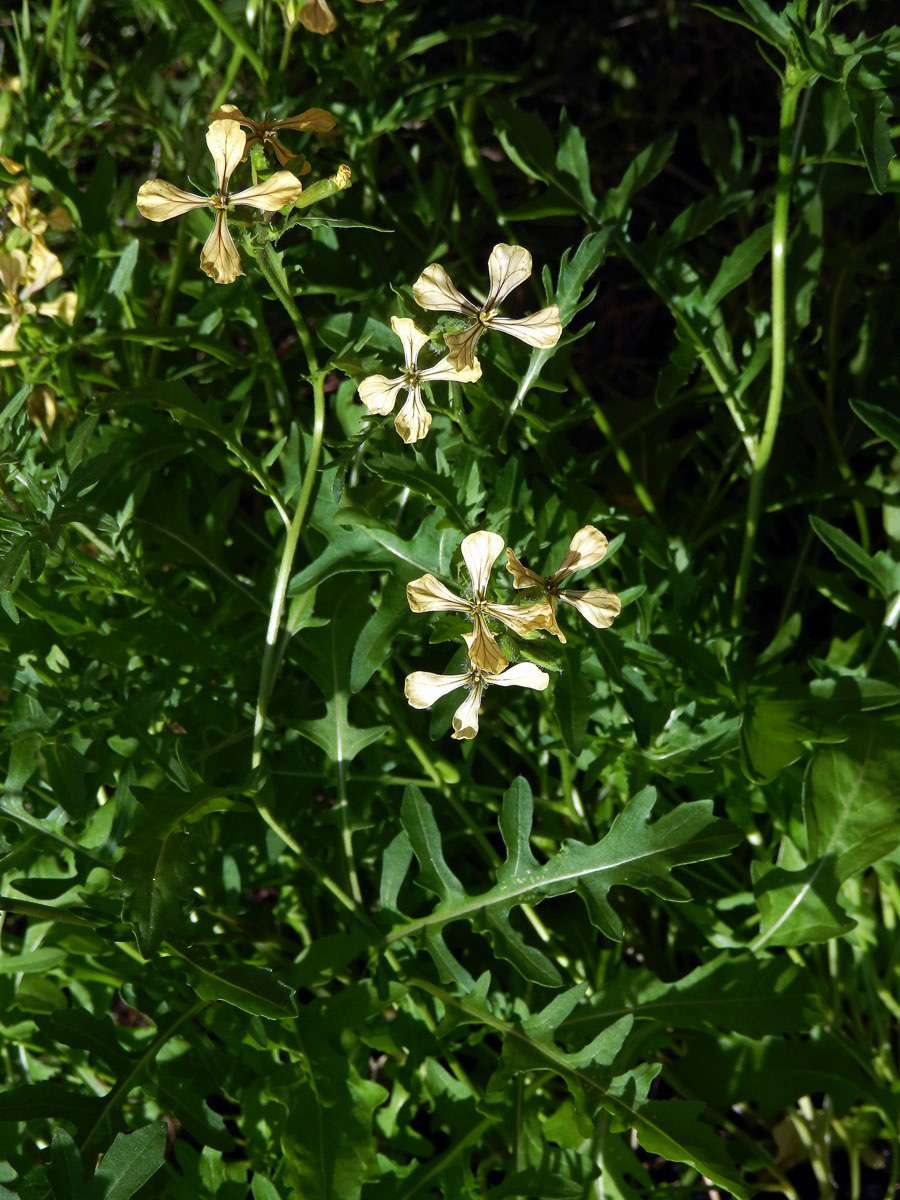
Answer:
0;155;24;174
394;386;432;444
137;179;209;222
0;249;28;295
460;530;504;597
298;0;337;32
553;525;609;581
505;548;544;590
209;103;254;128
0;319;20;355
485;243;532;308
443;322;485;372
21;237;62;299
206;119;247;192
390;315;430;370
46;206;73;232
491;305;562;350
269;136;295;167
7;180;35;230
412;263;478;315
418;354;482;385
36;291;77;323
485;600;557;638
451;679;484;740
407;574;467;614
200;210;243;284
464;618;508;675
559;588;622;629
274;108;336;133
231;170;303;211
358;374;405;416
484;661;550;691
405;670;468;710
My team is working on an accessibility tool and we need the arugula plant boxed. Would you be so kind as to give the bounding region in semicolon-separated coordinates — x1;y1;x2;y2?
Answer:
1;0;899;1197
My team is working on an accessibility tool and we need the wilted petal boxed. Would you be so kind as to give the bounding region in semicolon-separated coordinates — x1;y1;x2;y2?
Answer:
407;574;467;614
390;315;430;370
405;670;467;710
47;206;73;232
274;108;336;133
412;263;478;315
418;354;482;386
505;548;545;591
0;155;24;174
443;322;485;372
491;305;562;350
485;243;533;308
8;180;35;230
299;0;337;32
36;291;77;323
394;386;432;444
559;588;622;629
200;210;243;284
21;237;62;299
0;249;28;295
485;661;550;691
486;600;557;638
464;618;508;675
554;525;609;581
451;679;484;740
137;179;209;222
269;136;295;167
0;319;20;356
358;373;405;416
206;119;247;192
461;530;504;597
231;170;303;211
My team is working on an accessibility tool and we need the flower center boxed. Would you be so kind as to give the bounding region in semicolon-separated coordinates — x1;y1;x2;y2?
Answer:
478;308;496;326
211;192;230;210
403;368;422;388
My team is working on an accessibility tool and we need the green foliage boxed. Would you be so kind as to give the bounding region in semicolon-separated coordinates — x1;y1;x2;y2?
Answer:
2;0;900;1198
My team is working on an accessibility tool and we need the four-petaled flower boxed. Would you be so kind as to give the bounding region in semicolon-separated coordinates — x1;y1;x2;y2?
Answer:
412;243;562;370
506;526;622;641
358;316;482;444
407;530;556;674
136;119;303;285
0;239;77;366
405;660;549;741
209;103;336;168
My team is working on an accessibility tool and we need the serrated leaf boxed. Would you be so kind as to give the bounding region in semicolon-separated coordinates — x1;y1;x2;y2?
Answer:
390;779;740;986
844;72;894;194
810;514;899;598
702;223;771;312
599;132;677;223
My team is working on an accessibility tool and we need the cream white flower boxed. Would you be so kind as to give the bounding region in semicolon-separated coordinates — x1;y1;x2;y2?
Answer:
6;178;72;239
405;659;549;740
209;104;336;168
0;239;77;366
358;316;481;444
412;243;562;370
136;119;303;285
407;530;557;674
506;525;621;643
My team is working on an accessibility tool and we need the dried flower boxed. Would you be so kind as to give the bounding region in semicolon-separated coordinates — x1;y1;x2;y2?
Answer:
407;530;556;674
136;119;303;285
358;316;481;444
6;179;72;239
0;239;77;366
290;0;384;32
412;243;562;370
209;103;336;168
405;659;548;740
506;526;622;641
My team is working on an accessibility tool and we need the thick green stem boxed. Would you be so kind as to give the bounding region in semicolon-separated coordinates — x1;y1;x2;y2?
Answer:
731;76;804;629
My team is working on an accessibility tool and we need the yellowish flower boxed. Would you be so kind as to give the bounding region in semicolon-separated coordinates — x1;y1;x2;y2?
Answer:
1;155;24;174
136;119;303;285
407;530;557;674
208;104;336;168
6;178;73;238
506;526;622;642
0;238;77;366
412;243;562;370
358;316;481;444
405;659;548;740
291;0;384;32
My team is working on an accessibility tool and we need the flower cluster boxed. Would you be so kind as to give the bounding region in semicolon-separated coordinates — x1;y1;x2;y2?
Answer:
404;527;620;740
136;105;339;285
1;178;76;367
357;243;562;444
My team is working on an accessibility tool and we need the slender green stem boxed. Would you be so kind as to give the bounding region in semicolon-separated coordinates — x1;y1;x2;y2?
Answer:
731;75;805;629
194;0;265;81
